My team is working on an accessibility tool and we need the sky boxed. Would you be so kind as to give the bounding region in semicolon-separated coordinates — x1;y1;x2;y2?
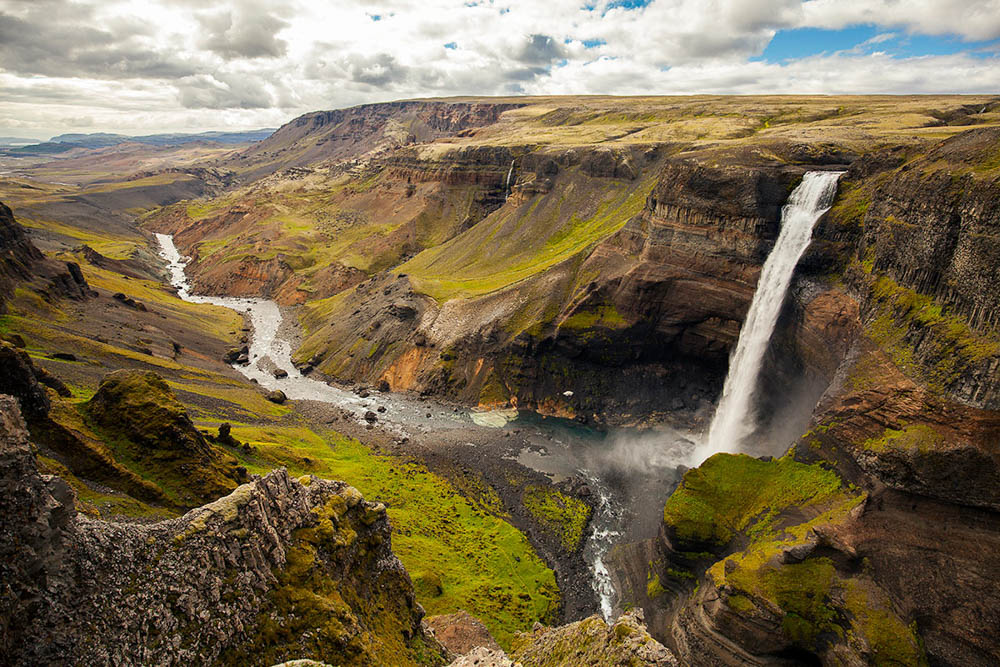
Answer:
1;0;999;139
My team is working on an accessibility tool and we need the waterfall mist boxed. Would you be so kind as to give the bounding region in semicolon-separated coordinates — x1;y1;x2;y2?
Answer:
691;171;844;466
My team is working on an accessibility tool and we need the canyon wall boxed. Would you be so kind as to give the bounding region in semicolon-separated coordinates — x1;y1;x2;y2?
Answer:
609;128;1000;666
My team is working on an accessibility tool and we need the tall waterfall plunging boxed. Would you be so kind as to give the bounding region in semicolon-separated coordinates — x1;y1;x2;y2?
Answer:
692;171;844;465
504;159;515;200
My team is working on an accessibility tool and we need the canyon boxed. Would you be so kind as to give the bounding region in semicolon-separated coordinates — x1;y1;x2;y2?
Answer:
1;95;999;665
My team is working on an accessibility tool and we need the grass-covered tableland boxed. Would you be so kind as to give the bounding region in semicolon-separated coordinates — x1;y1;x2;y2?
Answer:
661;452;847;548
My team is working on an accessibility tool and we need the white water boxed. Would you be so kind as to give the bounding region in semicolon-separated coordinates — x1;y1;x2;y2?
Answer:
156;233;375;410
504;159;515;200
692;171;843;465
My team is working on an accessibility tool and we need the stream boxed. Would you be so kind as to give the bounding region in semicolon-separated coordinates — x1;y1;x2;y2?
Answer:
156;233;694;618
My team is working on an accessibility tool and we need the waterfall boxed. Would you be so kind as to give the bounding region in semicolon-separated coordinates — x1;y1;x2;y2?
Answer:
504;159;515;200
691;171;844;466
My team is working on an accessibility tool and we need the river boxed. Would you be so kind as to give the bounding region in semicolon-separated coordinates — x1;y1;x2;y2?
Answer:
155;232;692;618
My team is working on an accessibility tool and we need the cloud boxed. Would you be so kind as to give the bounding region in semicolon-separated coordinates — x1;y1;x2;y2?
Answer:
517;34;565;65
801;0;1000;42
339;52;410;87
196;1;290;59
176;73;274;109
0;0;998;137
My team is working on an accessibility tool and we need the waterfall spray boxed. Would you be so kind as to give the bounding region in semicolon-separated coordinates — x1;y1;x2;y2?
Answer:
691;171;844;466
504;159;515;200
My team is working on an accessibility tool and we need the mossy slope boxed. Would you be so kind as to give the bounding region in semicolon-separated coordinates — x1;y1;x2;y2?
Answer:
84;369;240;506
658;453;927;665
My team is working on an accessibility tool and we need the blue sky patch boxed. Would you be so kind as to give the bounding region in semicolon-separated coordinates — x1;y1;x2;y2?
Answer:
583;0;651;12
756;25;1000;62
605;0;652;9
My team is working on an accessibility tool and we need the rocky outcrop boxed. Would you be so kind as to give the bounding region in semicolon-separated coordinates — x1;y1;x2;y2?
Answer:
509;610;676;666
85;369;241;505
444;610;676;667
0;394;445;666
0;201;44;306
0;341;52;419
0;201;91;311
427;611;502;658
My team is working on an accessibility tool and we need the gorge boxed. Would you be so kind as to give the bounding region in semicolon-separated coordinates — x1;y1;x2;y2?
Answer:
2;95;1000;666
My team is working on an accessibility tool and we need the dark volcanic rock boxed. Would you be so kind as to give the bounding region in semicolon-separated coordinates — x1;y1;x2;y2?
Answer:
0;395;444;666
0;201;44;311
0;342;50;419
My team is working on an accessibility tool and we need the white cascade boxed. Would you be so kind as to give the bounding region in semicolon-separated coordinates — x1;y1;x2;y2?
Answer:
504;159;515;200
691;171;844;466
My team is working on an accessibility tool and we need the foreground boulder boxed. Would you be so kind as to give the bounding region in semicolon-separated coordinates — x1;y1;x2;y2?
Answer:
0;394;445;666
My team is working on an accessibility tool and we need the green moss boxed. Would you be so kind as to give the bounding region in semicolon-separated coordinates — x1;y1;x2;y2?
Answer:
36;455;174;520
84;370;238;507
646;572;667;599
522;485;592;552
560;304;628;331
224;422;559;648
477;371;511;407
828;181;870;231
402;174;655;302
862;424;942;454
863;272;1000;394
662;453;845;548
726;593;755;613
222;489;443;666
845;581;928;666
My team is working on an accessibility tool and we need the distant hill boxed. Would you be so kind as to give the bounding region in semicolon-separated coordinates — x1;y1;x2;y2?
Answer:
0;136;44;146
3;128;276;156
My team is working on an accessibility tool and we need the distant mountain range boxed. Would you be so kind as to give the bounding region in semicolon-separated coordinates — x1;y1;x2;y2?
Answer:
1;129;275;155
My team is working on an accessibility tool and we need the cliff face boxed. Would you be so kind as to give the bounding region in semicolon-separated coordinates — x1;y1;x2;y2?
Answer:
0;394;444;666
293;152;807;428
608;129;1000;665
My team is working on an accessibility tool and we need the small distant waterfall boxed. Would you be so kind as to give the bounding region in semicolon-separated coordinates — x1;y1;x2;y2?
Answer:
692;171;844;466
504;159;515;200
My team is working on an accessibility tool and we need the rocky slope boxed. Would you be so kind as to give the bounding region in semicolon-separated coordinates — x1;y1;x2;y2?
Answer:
438;609;676;667
0;200;91;312
0;393;446;666
226;100;524;181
